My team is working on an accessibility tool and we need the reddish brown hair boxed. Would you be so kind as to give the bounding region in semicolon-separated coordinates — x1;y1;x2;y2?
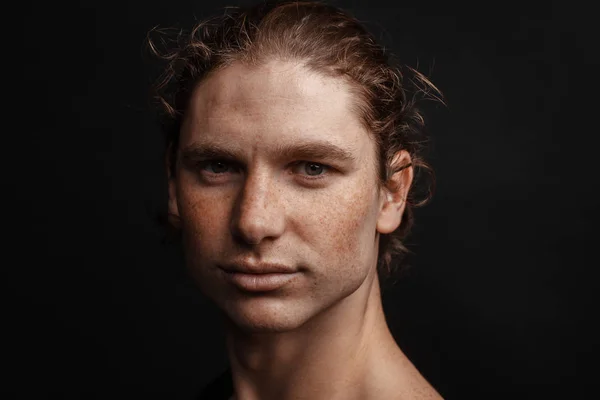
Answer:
147;0;443;280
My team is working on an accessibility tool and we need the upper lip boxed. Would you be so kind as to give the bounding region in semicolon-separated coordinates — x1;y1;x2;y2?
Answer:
220;261;298;274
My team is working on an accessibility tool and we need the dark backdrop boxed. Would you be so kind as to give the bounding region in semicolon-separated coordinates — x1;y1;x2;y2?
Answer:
9;0;596;398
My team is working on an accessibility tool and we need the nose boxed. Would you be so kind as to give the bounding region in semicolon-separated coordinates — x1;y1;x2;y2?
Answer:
230;170;286;245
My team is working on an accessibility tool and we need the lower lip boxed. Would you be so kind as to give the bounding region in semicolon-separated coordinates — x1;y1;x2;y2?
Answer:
223;271;300;292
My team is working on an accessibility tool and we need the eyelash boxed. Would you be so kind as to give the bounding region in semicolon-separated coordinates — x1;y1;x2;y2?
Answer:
197;160;332;182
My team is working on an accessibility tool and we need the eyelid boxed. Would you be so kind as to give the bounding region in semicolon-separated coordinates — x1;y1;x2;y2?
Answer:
198;158;240;170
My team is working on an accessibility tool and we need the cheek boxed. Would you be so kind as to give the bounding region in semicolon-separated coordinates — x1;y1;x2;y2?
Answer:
176;179;233;255
302;179;379;268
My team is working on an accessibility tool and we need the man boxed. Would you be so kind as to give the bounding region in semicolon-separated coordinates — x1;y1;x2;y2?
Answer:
149;1;443;398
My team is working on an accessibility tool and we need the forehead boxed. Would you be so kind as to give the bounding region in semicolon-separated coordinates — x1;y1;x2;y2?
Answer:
181;60;374;159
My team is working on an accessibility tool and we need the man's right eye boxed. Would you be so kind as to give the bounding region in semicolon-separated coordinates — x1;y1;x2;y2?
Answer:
200;160;234;174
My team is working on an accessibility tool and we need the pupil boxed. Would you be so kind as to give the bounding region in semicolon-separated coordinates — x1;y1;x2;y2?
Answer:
212;161;228;173
306;163;323;176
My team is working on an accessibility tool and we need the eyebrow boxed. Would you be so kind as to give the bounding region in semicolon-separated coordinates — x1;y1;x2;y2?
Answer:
180;140;358;166
274;141;357;164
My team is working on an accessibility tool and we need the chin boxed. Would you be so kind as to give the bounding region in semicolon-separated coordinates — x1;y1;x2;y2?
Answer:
229;317;303;334
220;296;316;334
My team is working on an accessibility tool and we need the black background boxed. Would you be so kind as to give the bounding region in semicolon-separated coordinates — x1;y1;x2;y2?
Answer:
9;0;597;398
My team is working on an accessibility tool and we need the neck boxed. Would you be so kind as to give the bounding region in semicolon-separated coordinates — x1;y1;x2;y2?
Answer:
222;268;405;400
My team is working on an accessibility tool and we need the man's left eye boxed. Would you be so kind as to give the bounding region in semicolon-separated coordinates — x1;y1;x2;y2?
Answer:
303;162;326;176
293;162;330;178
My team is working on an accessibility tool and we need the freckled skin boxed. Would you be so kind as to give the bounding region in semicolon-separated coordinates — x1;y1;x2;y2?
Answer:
172;60;384;332
168;60;442;399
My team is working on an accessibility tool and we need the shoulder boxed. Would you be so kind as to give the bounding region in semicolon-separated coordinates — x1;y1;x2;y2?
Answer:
365;348;444;400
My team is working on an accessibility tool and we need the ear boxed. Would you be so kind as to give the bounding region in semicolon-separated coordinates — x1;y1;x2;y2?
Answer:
376;150;414;234
166;143;180;225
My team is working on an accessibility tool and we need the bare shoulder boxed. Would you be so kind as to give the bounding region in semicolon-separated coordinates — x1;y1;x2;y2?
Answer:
364;347;444;400
381;367;443;400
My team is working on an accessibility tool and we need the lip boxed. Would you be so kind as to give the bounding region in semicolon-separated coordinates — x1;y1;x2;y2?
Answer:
220;261;298;274
222;271;301;292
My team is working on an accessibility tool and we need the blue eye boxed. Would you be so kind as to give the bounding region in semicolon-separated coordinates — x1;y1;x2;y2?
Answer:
292;162;331;181
304;162;325;176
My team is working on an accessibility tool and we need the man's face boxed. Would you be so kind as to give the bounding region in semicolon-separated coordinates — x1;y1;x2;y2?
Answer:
170;60;393;332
